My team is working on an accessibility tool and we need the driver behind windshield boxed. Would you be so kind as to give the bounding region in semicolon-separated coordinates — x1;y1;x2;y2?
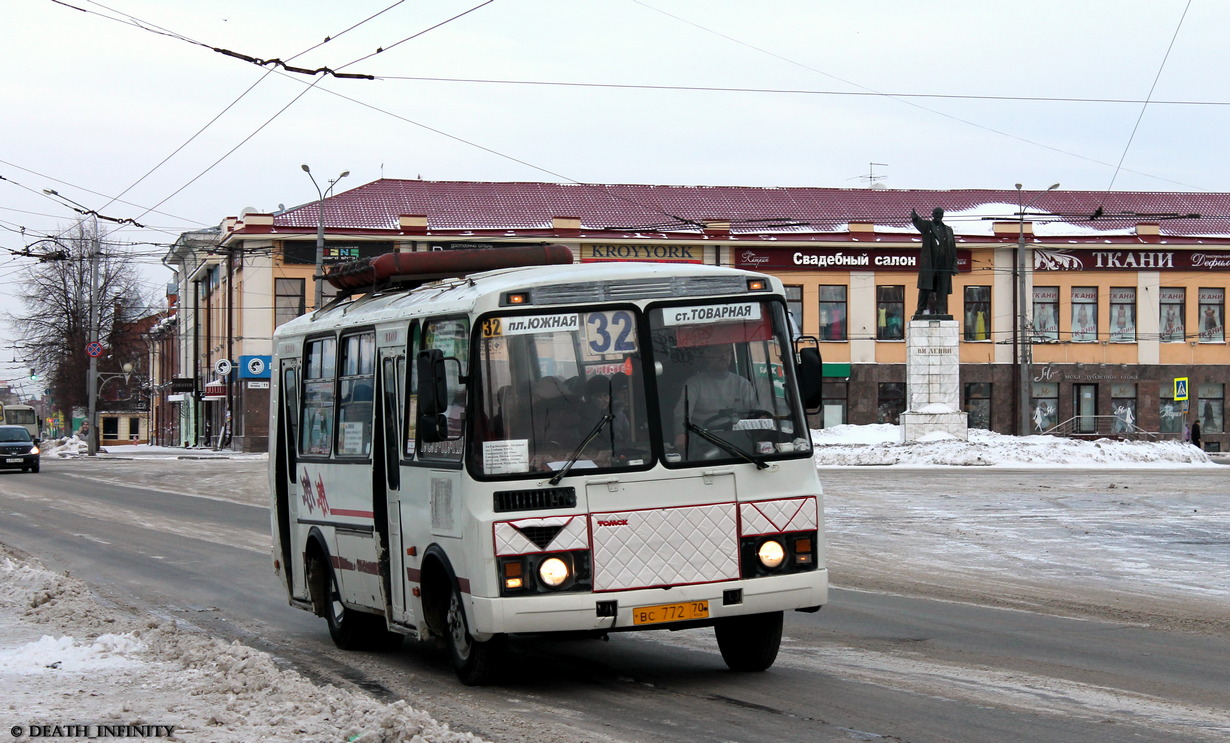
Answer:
672;344;759;453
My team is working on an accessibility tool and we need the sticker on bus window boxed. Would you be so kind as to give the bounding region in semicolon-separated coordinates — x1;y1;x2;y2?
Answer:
483;439;530;475
663;303;761;326
496;314;580;336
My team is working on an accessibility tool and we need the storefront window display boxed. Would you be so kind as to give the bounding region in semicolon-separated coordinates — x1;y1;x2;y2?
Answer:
1031;382;1059;432
1071;287;1098;343
963;286;990;341
876;285;905;340
1032;287;1059;341
1197;384;1223;434
819;285;847;341
964;383;992;429
1198;288;1224;343
1159;287;1186;342
1109;288;1136;343
1111;383;1137;433
877;383;905;425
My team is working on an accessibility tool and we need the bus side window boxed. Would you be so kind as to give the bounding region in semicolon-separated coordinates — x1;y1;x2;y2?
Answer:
301;336;336;457
337;332;376;457
403;325;418;459
417;317;468;462
282;365;300;471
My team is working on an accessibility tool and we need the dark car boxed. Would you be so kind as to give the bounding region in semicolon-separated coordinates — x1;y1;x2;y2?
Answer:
0;425;40;473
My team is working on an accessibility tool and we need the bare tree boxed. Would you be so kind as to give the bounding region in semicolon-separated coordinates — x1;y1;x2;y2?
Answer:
5;220;156;423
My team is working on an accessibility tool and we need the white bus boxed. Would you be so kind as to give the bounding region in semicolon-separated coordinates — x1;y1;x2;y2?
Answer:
269;245;827;684
0;404;40;440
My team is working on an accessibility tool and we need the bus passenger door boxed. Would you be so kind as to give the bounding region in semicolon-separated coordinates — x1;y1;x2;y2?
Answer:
379;351;415;626
275;360;302;599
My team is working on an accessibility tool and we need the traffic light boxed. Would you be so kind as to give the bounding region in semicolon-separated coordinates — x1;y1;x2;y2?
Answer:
28;368;37;381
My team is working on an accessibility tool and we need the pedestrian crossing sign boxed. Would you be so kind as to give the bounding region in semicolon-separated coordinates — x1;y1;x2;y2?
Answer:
1174;377;1189;401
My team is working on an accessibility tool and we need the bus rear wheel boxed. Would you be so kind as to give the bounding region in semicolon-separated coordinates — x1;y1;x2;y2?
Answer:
714;611;783;672
444;583;505;685
312;554;401;652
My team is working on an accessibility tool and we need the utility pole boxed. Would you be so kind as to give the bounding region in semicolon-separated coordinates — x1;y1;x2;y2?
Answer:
1016;182;1061;436
86;234;101;456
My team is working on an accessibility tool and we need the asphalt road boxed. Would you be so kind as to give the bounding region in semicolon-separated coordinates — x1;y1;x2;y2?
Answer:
0;457;1226;743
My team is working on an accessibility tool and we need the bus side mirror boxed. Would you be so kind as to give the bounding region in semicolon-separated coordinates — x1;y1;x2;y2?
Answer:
796;342;823;415
416;349;448;415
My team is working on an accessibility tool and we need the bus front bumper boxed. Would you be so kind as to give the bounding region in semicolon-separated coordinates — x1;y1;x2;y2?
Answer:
468;568;827;637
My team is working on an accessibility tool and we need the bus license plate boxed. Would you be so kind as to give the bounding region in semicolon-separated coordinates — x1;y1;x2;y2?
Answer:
632;600;709;626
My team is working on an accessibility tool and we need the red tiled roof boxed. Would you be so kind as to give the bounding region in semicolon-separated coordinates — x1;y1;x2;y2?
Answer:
270;179;1230;237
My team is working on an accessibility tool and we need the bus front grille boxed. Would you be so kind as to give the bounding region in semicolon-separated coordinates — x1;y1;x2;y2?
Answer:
493;487;577;513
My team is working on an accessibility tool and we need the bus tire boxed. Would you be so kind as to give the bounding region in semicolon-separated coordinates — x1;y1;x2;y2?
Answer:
714;611;783;672
444;582;505;685
308;552;399;651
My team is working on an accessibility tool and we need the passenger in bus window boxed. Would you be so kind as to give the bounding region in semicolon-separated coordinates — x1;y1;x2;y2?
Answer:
673;345;758;451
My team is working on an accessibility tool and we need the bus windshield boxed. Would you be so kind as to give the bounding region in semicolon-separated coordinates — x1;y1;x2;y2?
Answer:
470;298;811;479
472;308;651;477
650;300;811;466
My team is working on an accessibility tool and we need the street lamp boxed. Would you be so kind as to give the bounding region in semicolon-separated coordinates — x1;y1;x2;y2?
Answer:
301;164;350;310
1016;182;1061;436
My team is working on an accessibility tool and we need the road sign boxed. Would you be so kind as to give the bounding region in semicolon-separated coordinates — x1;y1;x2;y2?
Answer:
214;359;233;377
86;341;104;358
1174;377;1189;401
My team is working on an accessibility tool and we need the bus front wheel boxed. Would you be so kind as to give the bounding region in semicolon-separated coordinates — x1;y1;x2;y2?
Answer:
714;611;783;672
444;583;505;685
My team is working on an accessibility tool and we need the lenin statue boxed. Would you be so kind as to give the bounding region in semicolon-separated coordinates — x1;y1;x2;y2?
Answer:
910;207;958;317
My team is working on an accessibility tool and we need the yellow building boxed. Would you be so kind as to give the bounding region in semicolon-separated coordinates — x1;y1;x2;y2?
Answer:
179;181;1230;451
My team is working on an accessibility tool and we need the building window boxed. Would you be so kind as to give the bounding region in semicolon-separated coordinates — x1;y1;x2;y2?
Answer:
963;286;990;341
1159;388;1184;435
819;286;847;341
102;417;120;440
1031;382;1059;433
821;381;847;427
964;383;991;429
128;416;141;440
1198;288;1224;342
1160;287;1185;342
275;278;305;329
1197;383;1223;434
1109;288;1136;343
876;285;905;340
1032;286;1059;341
784;285;804;337
1111;383;1137;433
877;382;905;425
1071;287;1098;343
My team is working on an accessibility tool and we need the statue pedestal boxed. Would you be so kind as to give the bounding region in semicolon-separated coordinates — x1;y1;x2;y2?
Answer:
900;318;968;442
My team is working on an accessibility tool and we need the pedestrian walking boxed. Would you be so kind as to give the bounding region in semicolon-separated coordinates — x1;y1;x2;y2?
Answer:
1190;419;1203;450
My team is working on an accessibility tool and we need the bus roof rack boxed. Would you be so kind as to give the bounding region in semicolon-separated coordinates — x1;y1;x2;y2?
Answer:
323;244;574;294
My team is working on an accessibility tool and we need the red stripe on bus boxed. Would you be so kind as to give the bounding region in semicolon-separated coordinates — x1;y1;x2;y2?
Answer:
329;509;374;518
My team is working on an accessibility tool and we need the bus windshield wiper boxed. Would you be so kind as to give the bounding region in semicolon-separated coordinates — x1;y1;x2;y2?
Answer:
685;420;770;470
549;413;613;485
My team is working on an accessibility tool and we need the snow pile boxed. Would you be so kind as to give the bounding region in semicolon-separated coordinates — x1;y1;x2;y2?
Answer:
812;424;1215;467
0;547;488;743
41;434;91;458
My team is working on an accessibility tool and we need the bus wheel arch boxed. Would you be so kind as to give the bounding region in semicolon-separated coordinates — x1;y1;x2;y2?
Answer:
421;546;505;685
305;531;401;652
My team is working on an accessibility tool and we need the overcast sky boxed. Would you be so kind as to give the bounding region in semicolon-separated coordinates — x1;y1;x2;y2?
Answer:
3;0;1227;384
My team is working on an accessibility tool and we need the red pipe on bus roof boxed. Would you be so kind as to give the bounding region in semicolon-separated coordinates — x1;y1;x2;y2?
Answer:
324;244;574;291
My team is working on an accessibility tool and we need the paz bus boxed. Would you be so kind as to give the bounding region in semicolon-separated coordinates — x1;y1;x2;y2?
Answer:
0;404;40;440
268;245;827;684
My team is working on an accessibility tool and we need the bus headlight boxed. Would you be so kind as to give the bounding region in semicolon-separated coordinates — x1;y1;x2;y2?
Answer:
538;557;570;587
757;539;785;569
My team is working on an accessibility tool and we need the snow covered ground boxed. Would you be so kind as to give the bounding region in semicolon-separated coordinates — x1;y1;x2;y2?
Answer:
2;427;1222;742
